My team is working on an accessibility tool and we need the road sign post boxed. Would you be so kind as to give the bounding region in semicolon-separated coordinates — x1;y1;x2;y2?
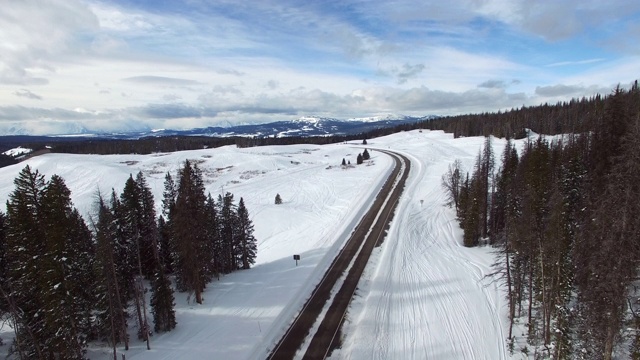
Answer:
293;254;300;266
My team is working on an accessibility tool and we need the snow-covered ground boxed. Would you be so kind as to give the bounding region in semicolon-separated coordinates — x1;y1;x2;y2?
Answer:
0;130;521;359
334;131;512;360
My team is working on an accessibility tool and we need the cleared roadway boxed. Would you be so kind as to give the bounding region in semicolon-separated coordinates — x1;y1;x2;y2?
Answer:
267;150;411;360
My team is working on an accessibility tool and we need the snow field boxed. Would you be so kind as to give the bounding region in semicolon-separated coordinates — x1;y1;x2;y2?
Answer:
0;130;530;359
0;143;394;359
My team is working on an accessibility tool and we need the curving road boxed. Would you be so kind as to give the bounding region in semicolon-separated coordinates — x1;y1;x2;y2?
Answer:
268;150;411;360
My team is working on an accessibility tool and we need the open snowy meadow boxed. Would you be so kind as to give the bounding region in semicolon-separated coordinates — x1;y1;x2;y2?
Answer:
0;129;526;359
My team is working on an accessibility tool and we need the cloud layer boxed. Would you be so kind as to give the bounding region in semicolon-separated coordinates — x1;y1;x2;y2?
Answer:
1;0;639;135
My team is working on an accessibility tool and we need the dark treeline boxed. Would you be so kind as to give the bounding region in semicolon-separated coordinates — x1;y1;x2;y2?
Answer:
425;99;603;138
442;83;640;358
425;83;638;139
48;136;238;155
0;154;17;168
0;159;257;359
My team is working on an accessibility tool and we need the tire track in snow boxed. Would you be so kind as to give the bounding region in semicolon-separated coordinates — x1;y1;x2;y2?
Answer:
335;143;507;360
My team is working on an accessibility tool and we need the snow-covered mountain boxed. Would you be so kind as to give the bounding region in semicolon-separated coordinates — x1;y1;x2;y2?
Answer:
111;115;434;139
2;122;94;136
0;115;437;139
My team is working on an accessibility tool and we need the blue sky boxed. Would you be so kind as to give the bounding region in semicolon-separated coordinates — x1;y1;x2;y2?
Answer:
1;0;639;135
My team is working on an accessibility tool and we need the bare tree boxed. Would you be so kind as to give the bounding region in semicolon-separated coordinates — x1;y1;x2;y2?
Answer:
441;159;463;212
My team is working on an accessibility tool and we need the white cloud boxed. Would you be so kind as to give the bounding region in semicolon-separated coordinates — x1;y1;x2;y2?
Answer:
122;76;203;86
13;89;43;100
0;0;637;135
0;0;98;85
89;2;154;32
546;58;605;67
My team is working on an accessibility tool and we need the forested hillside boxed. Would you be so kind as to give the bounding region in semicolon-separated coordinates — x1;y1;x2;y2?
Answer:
443;82;640;358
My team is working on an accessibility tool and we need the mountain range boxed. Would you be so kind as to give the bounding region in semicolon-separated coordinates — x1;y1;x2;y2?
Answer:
0;115;436;145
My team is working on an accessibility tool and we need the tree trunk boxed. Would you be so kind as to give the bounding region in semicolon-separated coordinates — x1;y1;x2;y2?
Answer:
135;231;151;349
528;256;534;336
109;248;129;350
604;323;615;360
195;287;203;304
106;278;118;360
538;239;548;345
505;241;514;340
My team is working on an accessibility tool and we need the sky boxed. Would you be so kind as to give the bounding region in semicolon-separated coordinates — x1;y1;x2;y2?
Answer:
1;0;639;135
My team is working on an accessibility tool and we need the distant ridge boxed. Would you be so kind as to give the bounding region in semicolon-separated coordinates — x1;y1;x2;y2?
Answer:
0;115;438;140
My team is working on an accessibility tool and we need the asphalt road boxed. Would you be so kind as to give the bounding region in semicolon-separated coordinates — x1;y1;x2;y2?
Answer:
267;150;411;360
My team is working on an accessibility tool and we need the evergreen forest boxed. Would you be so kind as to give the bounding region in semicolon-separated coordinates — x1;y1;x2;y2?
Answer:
0;159;257;359
442;83;640;358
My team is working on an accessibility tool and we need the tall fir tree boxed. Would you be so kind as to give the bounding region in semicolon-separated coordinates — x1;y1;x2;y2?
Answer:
235;198;257;270
135;171;161;280
480;137;494;239
173;160;208;303
157;216;174;274
160;172;178;274
0;212;7;316
203;194;219;281
5;168;95;359
109;189;135;303
38;175;94;358
5;166;47;358
119;175;151;344
150;265;176;333
93;193;130;353
219;192;237;272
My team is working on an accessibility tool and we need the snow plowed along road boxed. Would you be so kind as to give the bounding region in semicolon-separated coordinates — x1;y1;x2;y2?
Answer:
333;131;510;360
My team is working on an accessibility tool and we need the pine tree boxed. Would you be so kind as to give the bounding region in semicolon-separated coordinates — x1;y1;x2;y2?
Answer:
150;266;176;333
119;175;151;344
135;172;160;280
0;212;7;315
457;173;470;222
275;193;282;205
461;151;483;247
363;148;370;160
341;158;346;166
157;216;173;274
160;172;177;274
5;168;95;358
93;193;129;353
5;166;47;358
357;153;363;165
235;198;257;269
38;175;94;358
490;139;520;340
480;137;495;239
173;160;208;304
162;171;177;220
575;116;640;359
219;192;237;272
203;194;219;282
109;189;135;303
